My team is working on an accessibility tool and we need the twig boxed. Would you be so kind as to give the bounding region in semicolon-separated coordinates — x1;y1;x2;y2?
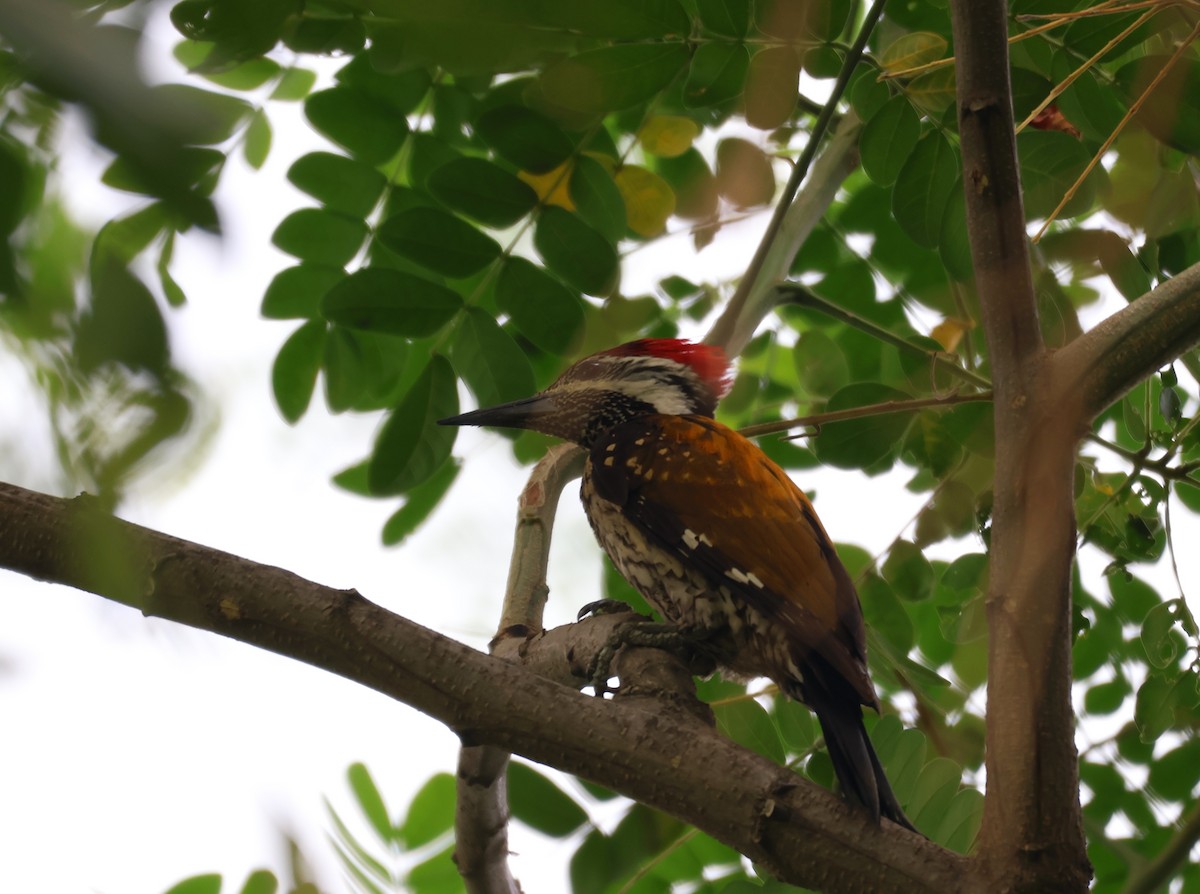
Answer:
1014;7;1160;134
775;283;994;390
454;443;585;894
1032;19;1200;242
738;391;993;439
705;0;886;355
1121;797;1200;894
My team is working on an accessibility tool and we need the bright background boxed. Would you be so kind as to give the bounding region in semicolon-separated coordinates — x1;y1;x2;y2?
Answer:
1;9;1196;894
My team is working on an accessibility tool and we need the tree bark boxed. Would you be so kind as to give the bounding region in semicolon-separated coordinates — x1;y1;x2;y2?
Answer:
0;481;967;894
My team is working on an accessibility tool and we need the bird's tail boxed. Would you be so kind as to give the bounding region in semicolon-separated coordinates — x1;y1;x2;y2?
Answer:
801;681;918;833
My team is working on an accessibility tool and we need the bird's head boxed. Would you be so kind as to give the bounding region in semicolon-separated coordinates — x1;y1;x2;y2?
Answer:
439;338;731;447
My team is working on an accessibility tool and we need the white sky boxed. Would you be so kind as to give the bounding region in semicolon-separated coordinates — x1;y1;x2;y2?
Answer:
1;9;1198;894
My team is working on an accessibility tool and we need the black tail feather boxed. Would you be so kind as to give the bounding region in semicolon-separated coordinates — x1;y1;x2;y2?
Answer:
805;686;919;833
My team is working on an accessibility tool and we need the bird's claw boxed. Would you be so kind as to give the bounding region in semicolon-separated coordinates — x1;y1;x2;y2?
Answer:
585;620;710;697
576;598;633;621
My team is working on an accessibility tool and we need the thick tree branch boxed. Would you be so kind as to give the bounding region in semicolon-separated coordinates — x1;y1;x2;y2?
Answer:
0;481;970;893
950;2;1090;890
1054;261;1200;423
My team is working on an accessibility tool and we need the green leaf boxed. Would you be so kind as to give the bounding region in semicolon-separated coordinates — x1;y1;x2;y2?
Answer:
475;105;574;174
860;96;921;186
507;762;589;837
327;800;393;893
157;230;187;307
401;773;457;848
1141;599;1187;669
495;257;585;355
939;184;973;282
347;762;397;844
1084;678;1129;716
336;56;432;114
287;152;386;218
152;84;252;144
654;148;718;220
368;353;458;494
1017;130;1096;221
243;110;271;170
270;67;317;101
1148;738;1200;801
813;383;914;470
879;31;948;75
271;208;367;266
882;540;935;602
541;0;690;40
792;330;849;398
450;307;537;407
715;697;785;764
537;44;690;119
892;132;959;248
285;15;365;55
859;573;915;653
323;326;369;411
406;845;465;894
170;0;298;65
262;264;345;319
382;458;460;546
696;0;750;37
103;148;224;196
570;155;627;243
684;43;750;109
271;320;326;423
935;788;984;854
200;58;282;91
78;255;169;375
427;157;537;228
377;207;501;278
1134;674;1177;742
534;206;618;296
321;267;462;337
237;870;278;894
305;87;410;164
772;696;817;753
163;874;223;894
95;203;170;263
1116;56;1200;154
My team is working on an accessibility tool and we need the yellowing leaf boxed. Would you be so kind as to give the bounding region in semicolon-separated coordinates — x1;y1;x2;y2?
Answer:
614;165;675;236
880;31;948;76
639;115;701;157
519;161;575;210
908;67;957;116
931;317;974;353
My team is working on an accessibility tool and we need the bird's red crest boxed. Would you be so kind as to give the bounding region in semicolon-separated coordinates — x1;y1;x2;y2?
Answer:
603;339;732;399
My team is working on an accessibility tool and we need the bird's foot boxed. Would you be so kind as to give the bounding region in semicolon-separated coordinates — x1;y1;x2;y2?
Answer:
576;598;634;621
586;620;712;696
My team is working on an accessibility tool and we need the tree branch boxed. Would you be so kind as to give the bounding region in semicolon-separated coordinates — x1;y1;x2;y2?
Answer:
950;2;1090;889
0;480;972;893
455;443;585;894
1054;260;1200;423
704;0;888;356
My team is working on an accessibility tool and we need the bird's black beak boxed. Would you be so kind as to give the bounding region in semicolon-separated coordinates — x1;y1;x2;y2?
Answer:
438;393;558;431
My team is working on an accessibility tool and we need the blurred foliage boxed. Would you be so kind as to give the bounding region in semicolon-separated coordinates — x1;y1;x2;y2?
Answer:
4;0;1200;891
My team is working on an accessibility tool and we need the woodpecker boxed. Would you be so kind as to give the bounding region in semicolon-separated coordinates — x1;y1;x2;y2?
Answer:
440;338;914;830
